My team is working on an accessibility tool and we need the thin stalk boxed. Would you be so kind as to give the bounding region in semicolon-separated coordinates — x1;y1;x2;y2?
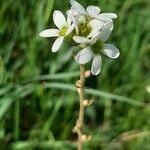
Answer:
79;64;85;127
74;64;85;150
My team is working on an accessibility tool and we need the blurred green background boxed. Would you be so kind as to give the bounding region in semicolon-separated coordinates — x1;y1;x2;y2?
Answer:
0;0;150;149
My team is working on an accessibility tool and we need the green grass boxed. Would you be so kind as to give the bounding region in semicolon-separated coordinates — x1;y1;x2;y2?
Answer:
0;0;150;149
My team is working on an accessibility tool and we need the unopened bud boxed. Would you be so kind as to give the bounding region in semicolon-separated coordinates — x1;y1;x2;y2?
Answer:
85;70;91;78
75;80;83;88
83;99;94;106
82;135;92;142
72;126;77;133
83;100;89;106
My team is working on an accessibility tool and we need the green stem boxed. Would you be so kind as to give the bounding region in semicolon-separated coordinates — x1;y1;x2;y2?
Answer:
77;65;85;150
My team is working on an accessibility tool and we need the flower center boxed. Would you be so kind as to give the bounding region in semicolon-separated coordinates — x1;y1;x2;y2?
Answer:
59;26;68;36
91;40;104;54
77;16;91;37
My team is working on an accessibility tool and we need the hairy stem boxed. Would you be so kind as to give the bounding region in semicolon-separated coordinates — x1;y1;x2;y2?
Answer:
79;64;85;127
74;64;85;150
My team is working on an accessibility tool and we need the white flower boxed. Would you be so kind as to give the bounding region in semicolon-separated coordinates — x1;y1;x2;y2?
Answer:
39;10;74;52
66;0;117;41
74;22;120;75
70;0;117;22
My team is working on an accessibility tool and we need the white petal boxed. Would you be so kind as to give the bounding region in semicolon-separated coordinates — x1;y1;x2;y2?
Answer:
73;36;90;44
90;32;101;44
67;7;80;18
67;8;79;29
88;19;103;38
51;37;64;52
75;47;93;64
91;55;102;75
70;0;87;15
99;22;114;42
103;44;120;59
86;6;101;18
67;11;77;25
98;13;117;19
96;15;112;22
53;10;67;29
39;29;59;37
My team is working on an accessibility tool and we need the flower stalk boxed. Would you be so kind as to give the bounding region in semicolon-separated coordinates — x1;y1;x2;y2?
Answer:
73;64;85;150
78;64;85;129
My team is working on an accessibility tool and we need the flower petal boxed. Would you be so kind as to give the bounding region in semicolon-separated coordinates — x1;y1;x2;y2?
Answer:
91;55;102;75
75;47;93;64
99;22;114;42
88;19;103;38
103;44;120;59
97;13;117;20
90;32;101;44
73;36;90;44
70;0;87;15
53;10;67;29
96;15;112;22
67;7;80;23
51;37;64;52
86;6;101;18
39;29;59;37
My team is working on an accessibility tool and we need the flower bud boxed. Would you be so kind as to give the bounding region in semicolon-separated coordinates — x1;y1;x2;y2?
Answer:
75;80;83;88
82;135;92;142
85;70;91;78
83;99;94;106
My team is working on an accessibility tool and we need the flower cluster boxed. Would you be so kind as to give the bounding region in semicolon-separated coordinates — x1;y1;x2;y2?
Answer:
39;0;120;75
